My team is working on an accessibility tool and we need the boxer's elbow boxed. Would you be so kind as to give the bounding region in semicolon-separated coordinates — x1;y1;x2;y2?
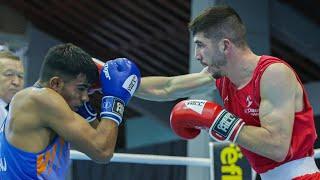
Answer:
91;150;114;164
89;142;115;163
271;150;287;162
268;140;290;162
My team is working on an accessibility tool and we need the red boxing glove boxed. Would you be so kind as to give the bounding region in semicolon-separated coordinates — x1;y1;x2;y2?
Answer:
89;58;104;94
170;100;245;142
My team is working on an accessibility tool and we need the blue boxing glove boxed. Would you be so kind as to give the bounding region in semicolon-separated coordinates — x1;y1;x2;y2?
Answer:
100;58;141;125
76;101;97;122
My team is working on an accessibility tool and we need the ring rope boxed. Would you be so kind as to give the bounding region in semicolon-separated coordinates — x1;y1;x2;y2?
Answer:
70;150;211;167
71;148;320;167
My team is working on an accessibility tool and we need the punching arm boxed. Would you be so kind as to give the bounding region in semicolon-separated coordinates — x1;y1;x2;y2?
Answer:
135;69;215;101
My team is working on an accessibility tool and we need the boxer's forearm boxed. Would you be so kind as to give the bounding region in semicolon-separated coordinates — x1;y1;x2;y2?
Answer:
135;73;215;101
236;125;290;162
91;119;118;163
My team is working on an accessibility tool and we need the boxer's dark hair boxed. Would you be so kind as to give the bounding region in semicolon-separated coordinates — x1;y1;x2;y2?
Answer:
39;43;98;84
189;5;247;48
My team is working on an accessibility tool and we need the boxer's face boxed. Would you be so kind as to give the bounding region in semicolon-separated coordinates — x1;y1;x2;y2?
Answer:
60;73;90;111
0;58;24;103
193;32;227;79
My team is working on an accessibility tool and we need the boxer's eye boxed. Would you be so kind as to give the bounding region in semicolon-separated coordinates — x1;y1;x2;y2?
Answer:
76;84;89;92
77;87;86;92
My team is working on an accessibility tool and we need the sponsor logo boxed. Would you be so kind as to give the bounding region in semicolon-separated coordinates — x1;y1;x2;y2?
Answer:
185;100;207;114
113;99;124;117
224;96;229;103
244;108;259;116
186;100;206;106
244;95;259;116
122;75;138;96
213;110;239;138
127;76;137;92
246;95;252;107
103;63;111;80
103;101;112;109
220;143;244;179
0;157;7;172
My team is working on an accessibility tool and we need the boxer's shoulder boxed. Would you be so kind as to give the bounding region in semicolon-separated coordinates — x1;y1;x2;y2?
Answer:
12;87;68;116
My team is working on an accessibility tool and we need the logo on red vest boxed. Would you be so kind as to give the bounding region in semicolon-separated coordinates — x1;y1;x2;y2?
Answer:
244;95;259;116
246;95;253;107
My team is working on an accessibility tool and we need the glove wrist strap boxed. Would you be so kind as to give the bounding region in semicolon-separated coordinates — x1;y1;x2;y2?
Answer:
100;96;125;126
209;109;245;142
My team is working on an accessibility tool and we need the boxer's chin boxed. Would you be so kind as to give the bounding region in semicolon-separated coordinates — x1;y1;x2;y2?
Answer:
208;67;223;79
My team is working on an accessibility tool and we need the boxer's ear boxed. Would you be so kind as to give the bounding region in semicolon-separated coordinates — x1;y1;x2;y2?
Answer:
218;39;230;53
49;76;64;92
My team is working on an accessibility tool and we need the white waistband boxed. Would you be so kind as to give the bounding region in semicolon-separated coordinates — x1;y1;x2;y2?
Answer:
260;157;319;180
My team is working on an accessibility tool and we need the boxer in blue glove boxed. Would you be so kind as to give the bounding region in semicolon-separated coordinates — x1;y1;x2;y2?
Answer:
100;58;141;125
77;58;141;126
0;43;141;180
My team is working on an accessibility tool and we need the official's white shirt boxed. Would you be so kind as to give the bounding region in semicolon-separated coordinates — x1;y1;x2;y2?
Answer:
0;98;8;125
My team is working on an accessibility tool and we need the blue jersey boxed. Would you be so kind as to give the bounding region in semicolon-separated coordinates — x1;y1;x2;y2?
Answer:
0;122;71;180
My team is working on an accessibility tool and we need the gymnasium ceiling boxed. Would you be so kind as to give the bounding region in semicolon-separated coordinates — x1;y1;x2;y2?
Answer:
2;0;320;120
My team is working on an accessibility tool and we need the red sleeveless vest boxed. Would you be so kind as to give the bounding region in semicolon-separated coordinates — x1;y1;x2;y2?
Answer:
216;55;317;173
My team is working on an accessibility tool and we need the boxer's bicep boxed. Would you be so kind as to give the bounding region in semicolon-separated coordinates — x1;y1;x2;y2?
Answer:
259;64;296;157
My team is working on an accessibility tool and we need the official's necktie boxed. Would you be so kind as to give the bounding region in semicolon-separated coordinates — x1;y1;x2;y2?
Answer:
5;104;9;111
